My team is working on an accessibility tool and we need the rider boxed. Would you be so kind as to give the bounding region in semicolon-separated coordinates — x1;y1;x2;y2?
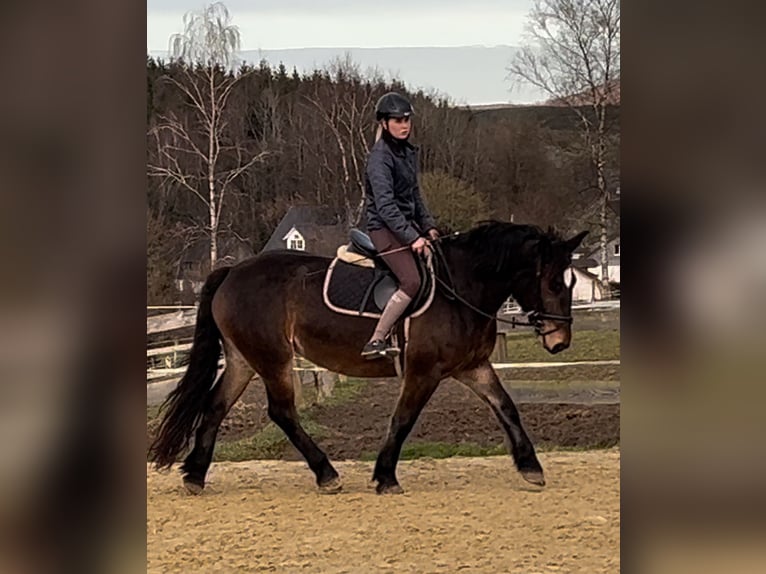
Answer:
361;91;439;358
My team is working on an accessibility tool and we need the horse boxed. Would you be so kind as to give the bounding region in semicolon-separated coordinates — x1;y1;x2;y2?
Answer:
149;221;588;495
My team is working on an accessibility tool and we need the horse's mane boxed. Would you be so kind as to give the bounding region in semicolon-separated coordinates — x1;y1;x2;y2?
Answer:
443;220;564;274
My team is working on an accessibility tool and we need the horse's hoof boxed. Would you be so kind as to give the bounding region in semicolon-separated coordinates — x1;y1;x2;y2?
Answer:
184;479;205;495
376;483;404;495
318;476;343;495
521;469;545;487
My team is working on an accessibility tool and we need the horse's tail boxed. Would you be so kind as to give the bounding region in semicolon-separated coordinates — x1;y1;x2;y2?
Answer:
148;266;232;470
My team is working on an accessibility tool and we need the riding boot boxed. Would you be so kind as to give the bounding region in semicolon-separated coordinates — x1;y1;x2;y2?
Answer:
361;290;412;357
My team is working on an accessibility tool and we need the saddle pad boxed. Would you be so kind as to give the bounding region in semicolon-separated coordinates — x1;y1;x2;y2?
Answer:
323;258;385;318
336;244;375;268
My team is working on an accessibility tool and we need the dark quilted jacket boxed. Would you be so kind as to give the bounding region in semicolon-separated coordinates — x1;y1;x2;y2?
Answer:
363;132;436;245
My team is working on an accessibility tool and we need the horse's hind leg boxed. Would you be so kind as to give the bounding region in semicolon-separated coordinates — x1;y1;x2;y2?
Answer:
262;362;342;493
181;340;254;494
456;361;545;486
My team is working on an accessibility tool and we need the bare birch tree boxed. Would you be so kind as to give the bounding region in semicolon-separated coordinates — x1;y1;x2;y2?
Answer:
148;2;267;269
508;0;620;288
305;55;381;227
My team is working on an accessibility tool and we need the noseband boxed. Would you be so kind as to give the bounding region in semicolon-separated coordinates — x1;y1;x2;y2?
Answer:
527;310;573;336
525;262;574;336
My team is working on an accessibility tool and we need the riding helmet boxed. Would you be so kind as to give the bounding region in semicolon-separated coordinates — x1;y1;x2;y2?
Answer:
375;92;415;121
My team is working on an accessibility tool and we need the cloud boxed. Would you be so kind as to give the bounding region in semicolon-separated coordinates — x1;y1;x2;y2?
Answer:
148;3;532;51
147;0;532;16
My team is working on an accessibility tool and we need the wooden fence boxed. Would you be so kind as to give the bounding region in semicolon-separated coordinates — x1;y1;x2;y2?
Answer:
147;301;620;390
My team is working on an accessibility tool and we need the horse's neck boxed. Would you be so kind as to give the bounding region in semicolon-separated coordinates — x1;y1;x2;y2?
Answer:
440;245;519;315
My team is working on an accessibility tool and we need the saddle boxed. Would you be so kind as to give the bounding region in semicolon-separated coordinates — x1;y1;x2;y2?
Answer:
323;228;435;319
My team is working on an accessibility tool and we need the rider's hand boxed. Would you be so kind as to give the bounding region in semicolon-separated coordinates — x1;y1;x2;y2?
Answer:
411;236;428;255
427;228;440;241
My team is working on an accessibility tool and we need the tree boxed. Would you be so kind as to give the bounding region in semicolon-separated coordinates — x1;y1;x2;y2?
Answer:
420;171;489;233
508;0;620;287
147;2;267;270
304;55;381;227
147;207;191;304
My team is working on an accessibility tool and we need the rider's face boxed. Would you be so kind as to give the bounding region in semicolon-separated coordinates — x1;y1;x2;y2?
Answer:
385;115;411;139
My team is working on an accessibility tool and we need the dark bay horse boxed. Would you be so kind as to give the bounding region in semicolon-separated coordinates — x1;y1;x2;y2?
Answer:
149;221;587;494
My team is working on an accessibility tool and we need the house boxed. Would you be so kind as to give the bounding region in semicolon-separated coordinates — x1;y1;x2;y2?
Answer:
499;257;607;311
261;205;348;257
583;234;620;284
570;266;609;302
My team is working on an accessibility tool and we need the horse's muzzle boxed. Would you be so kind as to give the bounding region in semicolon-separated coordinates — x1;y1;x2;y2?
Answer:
548;341;568;354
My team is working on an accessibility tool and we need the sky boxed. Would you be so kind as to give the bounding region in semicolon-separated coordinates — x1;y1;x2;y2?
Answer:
146;0;534;52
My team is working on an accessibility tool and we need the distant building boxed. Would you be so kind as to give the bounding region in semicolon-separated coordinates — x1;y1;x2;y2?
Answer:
261;205;348;257
570;266;609;302
583;234;620;284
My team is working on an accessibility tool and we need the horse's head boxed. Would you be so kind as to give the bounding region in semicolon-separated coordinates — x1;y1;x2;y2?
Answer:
444;221;590;354
512;229;589;354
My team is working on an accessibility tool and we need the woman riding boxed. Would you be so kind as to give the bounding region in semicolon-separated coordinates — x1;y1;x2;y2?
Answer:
361;91;439;358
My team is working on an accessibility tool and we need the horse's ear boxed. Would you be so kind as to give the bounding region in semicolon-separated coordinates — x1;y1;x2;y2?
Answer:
563;230;588;254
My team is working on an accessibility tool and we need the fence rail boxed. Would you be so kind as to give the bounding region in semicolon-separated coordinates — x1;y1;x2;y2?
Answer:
146;342;193;358
146;301;620;383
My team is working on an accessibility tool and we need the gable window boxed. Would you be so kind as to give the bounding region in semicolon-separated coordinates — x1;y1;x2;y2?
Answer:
613;243;620;256
282;226;306;251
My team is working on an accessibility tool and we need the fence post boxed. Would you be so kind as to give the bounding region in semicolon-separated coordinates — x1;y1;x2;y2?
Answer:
491;332;508;362
292;369;304;408
315;371;337;404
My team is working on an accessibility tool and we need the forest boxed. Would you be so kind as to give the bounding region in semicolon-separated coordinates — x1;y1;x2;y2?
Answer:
146;56;620;303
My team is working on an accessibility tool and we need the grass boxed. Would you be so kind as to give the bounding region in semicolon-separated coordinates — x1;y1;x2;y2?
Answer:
505;328;620;363
209;375;354;462
213;418;330;462
147;354;619;464
314;376;368;407
147;376;368;463
212;425;286;462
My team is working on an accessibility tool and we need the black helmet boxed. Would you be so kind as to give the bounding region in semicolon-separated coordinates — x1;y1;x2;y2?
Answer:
375;92;414;121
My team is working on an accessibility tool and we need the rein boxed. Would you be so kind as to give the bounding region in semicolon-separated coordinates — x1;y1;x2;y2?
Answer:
302;231;573;337
429;234;572;336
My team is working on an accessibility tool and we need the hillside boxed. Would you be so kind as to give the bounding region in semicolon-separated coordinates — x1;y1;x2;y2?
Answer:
149;45;547;106
469;103;620;132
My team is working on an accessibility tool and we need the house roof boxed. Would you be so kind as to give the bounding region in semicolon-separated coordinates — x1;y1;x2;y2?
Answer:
573;266;601;281
572;257;598;269
584;234;620;260
261;205;346;257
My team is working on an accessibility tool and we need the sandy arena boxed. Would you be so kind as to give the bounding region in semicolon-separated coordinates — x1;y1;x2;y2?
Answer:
148;449;619;573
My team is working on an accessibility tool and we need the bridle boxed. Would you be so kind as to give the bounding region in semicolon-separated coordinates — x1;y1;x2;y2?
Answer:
523;256;575;336
430;236;574;337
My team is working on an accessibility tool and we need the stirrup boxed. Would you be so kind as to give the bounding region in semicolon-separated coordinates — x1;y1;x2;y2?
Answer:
361;338;399;358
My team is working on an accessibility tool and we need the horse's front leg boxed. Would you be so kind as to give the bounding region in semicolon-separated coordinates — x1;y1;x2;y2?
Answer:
372;371;441;494
456;361;545;486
